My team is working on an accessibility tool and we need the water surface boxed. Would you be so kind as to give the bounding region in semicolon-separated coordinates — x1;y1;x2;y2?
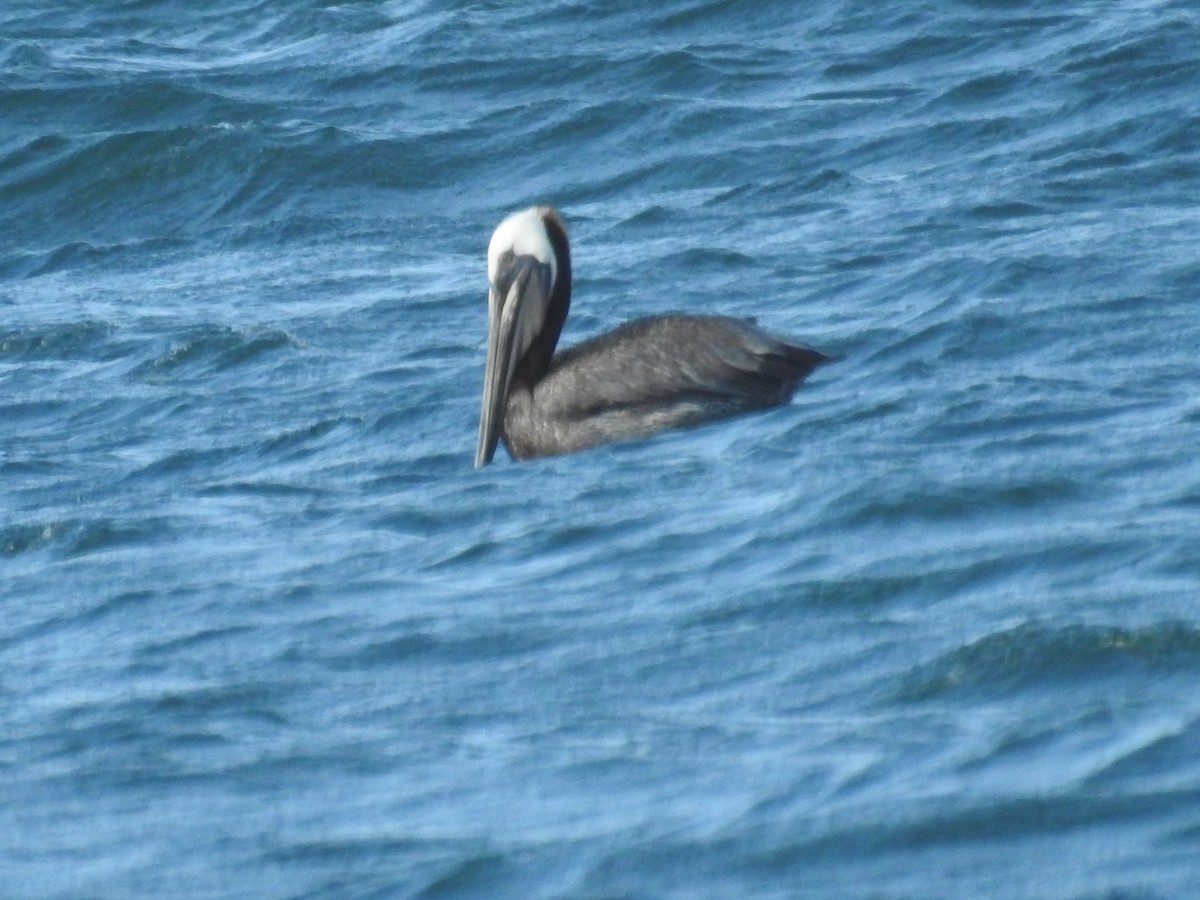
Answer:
3;1;1200;896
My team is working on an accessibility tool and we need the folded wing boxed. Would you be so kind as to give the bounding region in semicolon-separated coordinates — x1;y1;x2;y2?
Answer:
537;314;829;426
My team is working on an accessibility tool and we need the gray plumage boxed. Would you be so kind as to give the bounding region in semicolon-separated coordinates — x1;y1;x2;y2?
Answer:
502;314;828;459
475;206;832;466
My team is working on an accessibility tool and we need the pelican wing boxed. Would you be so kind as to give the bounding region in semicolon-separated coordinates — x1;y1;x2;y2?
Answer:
536;315;828;423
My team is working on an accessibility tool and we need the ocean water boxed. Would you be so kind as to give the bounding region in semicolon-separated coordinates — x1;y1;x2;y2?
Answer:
3;0;1200;896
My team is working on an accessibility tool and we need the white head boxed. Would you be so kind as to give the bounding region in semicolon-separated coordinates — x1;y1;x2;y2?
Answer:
476;206;570;467
487;206;559;289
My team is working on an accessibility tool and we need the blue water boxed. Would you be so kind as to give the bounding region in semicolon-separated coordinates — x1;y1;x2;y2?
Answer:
4;1;1200;896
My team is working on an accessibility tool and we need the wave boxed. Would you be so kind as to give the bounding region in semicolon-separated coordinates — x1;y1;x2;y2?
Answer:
898;621;1200;701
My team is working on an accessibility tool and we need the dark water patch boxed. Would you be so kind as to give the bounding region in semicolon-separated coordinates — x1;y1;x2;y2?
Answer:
254;834;482;894
653;0;793;32
1044;150;1138;177
1058;25;1200;88
0;127;243;242
141;624;259;658
1029;112;1154;166
0;39;51;69
0;448;66;476
208;210;355;247
255;835;434;868
381;341;469;367
197;479;329;499
411;49;609;96
67;517;174;557
0;320;115;361
414;852;518;900
846;113;1034;171
898;622;1200;702
366;489;498;537
127;444;250;481
420;536;513;572
367;389;449;431
0;235;191;279
768;787;1200;867
130;325;297;380
1028;120;1200;212
363;466;444;493
40;694;291;787
862;32;988;74
911;371;1150;443
719;546;1075;631
195;2;358;50
73;589;161;628
938;70;1028;105
800;168;855;192
1167;820;1200;845
1;517;171;559
145;681;290;726
827;252;889;271
974;254;1106;304
1079;714;1200;794
863;299;1051;370
658;247;758;272
2;121;440;246
321;626;556;672
2;80;274;136
543;512;661;555
1146;538;1200;584
548;158;677;205
683;571;923;630
618;204;680;228
208;126;427;221
23;241;120;278
324;56;426;95
1;522;64;557
1040;159;1197;208
250;838;429;898
215;740;412;788
800;561;1014;609
964;201;1046;220
633;48;724;92
1151;112;1200;156
462;97;577;160
0;133;71;180
805;85;921;103
257;417;361;461
217;328;300;369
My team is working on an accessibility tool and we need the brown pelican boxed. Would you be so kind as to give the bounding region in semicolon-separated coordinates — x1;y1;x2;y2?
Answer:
475;205;832;466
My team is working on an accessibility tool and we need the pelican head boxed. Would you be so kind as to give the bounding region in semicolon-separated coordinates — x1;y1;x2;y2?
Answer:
475;206;571;467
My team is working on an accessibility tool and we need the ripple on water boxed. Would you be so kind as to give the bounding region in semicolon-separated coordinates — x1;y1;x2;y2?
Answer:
897;622;1200;702
5;1;1200;898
